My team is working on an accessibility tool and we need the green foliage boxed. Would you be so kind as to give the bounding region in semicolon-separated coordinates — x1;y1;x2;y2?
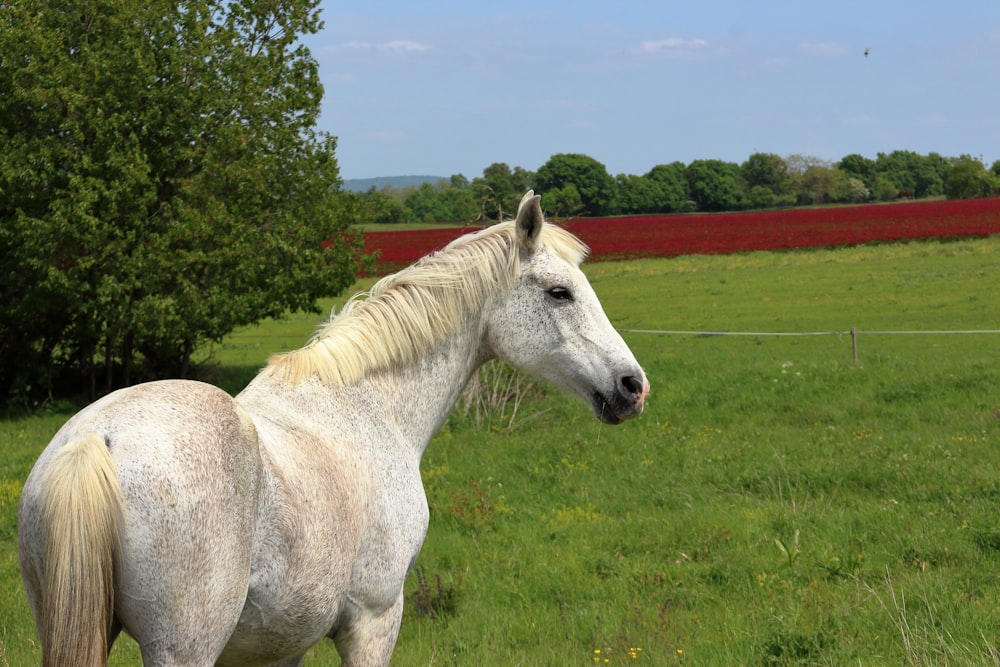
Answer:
472;162;533;222
615;162;694;215
945;155;1000;199
645;162;692;212
355;188;409;224
0;0;365;403
404;182;450;223
541;182;583;217
871;150;945;198
742;152;790;194
837;153;877;188
686;159;747;211
403;179;481;223
613;173;662;215
535;153;616;216
746;185;778;208
794;165;868;205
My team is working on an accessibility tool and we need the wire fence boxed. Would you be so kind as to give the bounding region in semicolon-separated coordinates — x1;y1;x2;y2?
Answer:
618;328;1000;362
224;327;1000;364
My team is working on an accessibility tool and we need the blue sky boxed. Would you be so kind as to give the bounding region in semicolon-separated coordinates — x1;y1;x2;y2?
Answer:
305;1;1000;180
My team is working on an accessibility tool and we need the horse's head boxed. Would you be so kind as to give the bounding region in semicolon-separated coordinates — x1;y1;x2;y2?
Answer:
487;192;649;424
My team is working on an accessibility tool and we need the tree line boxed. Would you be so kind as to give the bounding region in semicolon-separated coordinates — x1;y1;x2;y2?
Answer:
351;151;1000;224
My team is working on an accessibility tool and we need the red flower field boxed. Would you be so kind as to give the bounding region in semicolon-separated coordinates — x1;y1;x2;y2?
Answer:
363;198;1000;274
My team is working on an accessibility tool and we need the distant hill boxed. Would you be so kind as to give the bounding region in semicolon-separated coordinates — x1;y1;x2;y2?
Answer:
342;175;446;193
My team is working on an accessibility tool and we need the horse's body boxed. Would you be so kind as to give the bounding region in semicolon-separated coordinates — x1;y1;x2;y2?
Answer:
18;192;648;666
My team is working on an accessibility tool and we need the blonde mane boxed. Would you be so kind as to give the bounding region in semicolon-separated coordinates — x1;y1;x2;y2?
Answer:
264;220;588;386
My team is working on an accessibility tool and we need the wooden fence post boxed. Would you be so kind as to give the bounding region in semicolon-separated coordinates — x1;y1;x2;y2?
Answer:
851;327;858;363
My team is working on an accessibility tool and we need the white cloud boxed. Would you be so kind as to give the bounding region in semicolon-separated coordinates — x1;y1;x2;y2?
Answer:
382;40;429;54
798;41;850;57
338;40;430;55
635;37;710;57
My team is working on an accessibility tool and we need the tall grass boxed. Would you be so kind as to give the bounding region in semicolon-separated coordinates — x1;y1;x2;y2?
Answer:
2;237;999;665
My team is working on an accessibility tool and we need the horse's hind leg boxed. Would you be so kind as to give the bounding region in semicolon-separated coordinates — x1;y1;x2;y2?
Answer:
115;520;253;666
333;595;405;667
113;489;256;666
110;395;262;665
114;525;253;666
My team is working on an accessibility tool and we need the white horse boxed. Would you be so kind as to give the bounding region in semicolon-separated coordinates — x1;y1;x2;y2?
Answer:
18;191;649;667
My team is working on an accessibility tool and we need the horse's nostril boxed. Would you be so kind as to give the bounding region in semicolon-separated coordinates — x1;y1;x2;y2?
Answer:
620;375;644;399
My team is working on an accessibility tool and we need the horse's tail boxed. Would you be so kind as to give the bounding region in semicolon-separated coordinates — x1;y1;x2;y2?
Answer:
39;433;124;667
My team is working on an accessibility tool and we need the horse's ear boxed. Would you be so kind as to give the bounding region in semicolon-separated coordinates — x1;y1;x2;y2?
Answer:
515;190;543;251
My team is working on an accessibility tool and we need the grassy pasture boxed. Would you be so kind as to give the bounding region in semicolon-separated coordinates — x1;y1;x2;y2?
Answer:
2;237;1000;665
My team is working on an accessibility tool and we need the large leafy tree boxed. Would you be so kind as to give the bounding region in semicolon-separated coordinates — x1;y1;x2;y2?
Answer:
945;155;1000;199
614;165;693;215
471;162;533;222
794;166;867;205
874;150;919;193
645;162;691;213
436;181;478;222
741;153;793;209
0;0;366;402
472;163;515;222
614;174;662;215
535;153;616;216
741;152;789;193
838;153;877;192
685;159;747;212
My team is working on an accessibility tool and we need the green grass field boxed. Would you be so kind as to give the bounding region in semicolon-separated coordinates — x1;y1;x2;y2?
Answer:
3;237;999;665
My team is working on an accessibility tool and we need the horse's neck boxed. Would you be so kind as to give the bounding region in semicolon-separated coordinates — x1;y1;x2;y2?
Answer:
366;328;486;453
242;323;486;460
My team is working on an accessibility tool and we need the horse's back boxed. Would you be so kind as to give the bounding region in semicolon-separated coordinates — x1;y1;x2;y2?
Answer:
19;379;264;665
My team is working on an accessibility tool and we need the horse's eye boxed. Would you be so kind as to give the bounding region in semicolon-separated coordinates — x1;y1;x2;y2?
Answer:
546;286;573;302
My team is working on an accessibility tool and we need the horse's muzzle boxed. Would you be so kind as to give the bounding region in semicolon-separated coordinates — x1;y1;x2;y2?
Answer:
592;373;649;425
